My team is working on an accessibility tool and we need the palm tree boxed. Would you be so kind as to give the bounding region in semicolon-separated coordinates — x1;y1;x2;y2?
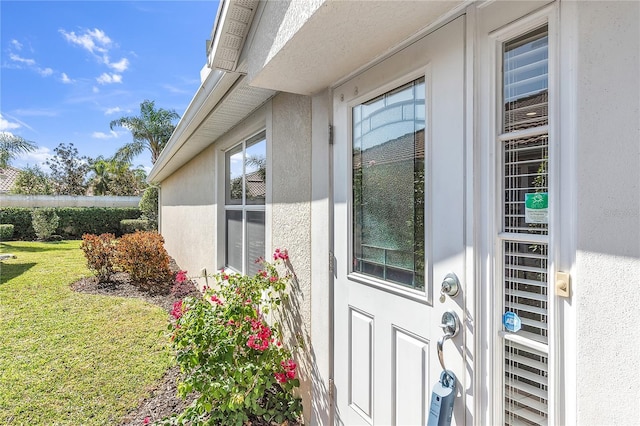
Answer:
89;157;112;195
110;100;179;164
0;133;36;168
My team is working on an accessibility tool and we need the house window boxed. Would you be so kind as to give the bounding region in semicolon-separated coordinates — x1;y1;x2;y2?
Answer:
498;24;551;425
225;131;266;275
352;77;426;289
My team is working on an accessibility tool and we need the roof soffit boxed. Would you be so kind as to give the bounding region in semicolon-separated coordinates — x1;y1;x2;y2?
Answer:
245;1;466;95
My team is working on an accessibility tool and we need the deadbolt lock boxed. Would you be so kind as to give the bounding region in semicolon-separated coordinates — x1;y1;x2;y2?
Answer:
439;272;460;303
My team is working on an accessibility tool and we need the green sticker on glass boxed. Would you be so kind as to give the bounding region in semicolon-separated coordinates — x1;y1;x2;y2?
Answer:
525;192;548;224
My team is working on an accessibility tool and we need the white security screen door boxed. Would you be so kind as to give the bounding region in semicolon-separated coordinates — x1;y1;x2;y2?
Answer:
333;17;468;425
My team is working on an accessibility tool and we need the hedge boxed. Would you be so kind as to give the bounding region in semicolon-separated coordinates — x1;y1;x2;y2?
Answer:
0;224;14;241
0;207;142;240
120;219;151;234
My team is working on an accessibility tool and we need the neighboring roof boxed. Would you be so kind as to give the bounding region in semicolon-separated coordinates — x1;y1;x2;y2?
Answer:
0;166;21;193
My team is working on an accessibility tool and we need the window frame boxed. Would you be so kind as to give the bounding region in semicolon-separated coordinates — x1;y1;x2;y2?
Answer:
223;129;267;275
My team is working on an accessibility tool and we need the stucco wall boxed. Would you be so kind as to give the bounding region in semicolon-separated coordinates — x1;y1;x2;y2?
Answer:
160;144;217;279
574;1;640;423
270;92;314;424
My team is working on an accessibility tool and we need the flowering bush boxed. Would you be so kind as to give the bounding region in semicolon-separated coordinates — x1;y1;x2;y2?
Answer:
166;249;302;425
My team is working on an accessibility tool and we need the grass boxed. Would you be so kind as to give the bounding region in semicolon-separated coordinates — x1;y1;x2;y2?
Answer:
0;241;172;425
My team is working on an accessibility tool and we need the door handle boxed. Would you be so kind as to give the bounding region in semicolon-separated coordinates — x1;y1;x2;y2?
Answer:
437;310;461;371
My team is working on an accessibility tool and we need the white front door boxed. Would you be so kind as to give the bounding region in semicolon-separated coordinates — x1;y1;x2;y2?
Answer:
332;17;468;425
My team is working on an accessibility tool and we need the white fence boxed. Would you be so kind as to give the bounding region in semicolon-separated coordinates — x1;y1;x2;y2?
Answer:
0;195;141;208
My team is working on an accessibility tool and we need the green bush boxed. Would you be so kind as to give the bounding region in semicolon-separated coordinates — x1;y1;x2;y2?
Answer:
139;186;158;230
0;208;33;240
0;224;14;241
120;219;150;234
31;209;60;240
0;207;141;240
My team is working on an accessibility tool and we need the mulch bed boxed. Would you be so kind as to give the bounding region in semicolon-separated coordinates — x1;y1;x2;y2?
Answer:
71;269;200;425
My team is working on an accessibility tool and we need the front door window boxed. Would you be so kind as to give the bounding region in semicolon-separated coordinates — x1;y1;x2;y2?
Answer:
352;77;426;289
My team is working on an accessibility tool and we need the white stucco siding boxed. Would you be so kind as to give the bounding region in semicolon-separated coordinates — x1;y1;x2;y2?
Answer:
160;144;217;282
270;92;314;424
246;0;465;95
574;1;640;423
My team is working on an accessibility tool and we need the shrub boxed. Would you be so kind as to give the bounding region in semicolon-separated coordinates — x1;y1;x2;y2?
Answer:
54;207;141;238
139;186;158;230
120;219;150;234
31;208;60;240
0;224;14;241
0;207;141;240
0;208;34;240
80;233;117;283
114;231;172;292
167;249;303;425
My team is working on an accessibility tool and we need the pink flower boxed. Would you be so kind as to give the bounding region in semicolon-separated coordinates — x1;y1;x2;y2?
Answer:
246;319;272;351
274;358;297;383
270;276;278;283
210;295;223;306
170;300;185;320
254;256;265;264
143;417;150;425
175;270;188;283
273;248;289;261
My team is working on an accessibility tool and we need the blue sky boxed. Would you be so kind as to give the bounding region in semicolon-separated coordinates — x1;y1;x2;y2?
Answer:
1;0;220;172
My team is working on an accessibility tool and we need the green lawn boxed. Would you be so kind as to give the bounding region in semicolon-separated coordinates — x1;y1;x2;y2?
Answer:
0;241;172;425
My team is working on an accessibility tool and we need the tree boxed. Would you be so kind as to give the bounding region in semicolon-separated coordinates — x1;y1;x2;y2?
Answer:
10;165;53;195
0;133;36;168
110;100;179;164
46;143;90;195
89;157;111;195
88;157;147;196
139;185;159;230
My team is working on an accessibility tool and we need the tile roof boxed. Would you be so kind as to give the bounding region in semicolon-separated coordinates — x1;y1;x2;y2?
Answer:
0;167;21;193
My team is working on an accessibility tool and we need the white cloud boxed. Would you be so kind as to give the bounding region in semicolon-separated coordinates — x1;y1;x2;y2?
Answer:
92;86;100;93
38;67;53;77
108;57;129;72
0;114;21;131
15;146;53;169
91;130;119;139
96;73;123;84
59;28;111;54
11;39;23;50
9;53;36;66
104;107;122;115
61;73;73;83
60;27;131;74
